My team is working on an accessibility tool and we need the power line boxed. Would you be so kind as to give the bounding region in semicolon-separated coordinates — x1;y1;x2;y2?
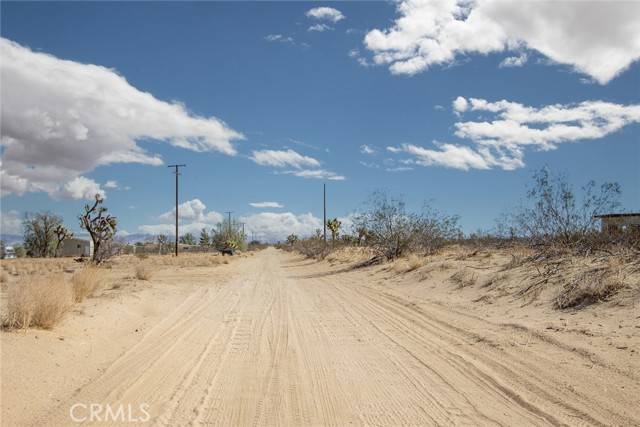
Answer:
168;164;186;256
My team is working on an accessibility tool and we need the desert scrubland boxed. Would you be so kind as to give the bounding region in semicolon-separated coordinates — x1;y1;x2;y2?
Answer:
1;245;638;426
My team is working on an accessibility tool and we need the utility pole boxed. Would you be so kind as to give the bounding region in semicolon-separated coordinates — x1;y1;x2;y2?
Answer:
225;211;233;234
168;164;186;256
323;183;327;245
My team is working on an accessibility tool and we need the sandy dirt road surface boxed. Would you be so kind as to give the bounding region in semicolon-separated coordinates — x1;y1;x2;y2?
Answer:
3;248;639;426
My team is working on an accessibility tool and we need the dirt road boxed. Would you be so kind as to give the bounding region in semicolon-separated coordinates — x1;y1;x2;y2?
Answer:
14;248;640;425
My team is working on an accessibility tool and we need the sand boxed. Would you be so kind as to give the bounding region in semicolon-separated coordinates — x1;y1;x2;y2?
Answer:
1;248;639;426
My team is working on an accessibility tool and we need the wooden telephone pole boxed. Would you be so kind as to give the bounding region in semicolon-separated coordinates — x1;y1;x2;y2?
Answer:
323;183;327;245
168;164;186;256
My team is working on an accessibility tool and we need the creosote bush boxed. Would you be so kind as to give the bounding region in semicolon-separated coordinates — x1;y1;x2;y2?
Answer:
352;190;461;260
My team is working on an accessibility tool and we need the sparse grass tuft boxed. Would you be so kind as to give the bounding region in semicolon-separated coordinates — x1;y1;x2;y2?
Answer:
135;264;154;280
480;272;508;288
406;254;426;271
449;269;478;289
71;267;105;302
3;275;72;330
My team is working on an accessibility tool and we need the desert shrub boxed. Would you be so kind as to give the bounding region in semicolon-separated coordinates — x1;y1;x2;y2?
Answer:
353;191;460;259
295;235;329;259
556;270;626;309
211;219;246;252
3;275;72;329
504;167;622;250
135;264;154;280
71;267;104;302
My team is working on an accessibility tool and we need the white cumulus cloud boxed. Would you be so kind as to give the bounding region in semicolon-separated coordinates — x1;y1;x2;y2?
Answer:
306;7;345;23
0;38;244;199
140;198;223;236
250;202;284;209
284;169;346;181
249;149;321;169
388;97;640;171
364;0;640;84
104;180;118;189
241;212;322;242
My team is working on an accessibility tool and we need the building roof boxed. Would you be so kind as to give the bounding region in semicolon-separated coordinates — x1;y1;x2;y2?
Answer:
593;213;640;218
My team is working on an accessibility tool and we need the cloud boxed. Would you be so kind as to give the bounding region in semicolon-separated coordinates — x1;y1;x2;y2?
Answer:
158;198;222;223
0;210;23;235
348;49;372;67
452;96;469;114
140;198;223;236
306;7;345;23
241;212;322;242
391;142;497;171
386;146;403;154
388;97;640;171
499;52;528;68
284;169;346;181
60;176;105;200
308;24;334;33
364;0;640;84
360;144;376;155
104;180;118;189
265;34;294;44
250;202;284;209
0;38;244;199
250;149;321;169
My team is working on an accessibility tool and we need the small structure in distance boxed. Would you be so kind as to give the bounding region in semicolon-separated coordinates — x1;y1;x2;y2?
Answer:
58;238;94;258
594;213;640;233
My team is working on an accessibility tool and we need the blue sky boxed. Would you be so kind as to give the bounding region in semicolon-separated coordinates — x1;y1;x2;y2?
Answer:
1;1;639;241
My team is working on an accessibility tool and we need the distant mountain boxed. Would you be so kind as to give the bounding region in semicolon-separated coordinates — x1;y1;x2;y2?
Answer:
119;233;156;244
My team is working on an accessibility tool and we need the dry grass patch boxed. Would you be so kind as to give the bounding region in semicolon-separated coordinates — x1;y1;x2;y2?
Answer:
406;254;427;271
480;272;508;288
71;267;106;302
449;269;478;289
135;264;154;280
2;275;72;330
556;269;626;309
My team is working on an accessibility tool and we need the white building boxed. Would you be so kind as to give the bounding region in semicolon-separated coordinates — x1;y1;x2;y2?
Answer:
58;238;94;257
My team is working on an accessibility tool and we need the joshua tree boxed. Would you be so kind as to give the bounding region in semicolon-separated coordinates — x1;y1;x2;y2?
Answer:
79;194;117;263
286;233;299;247
157;234;168;254
180;233;196;245
54;224;73;256
199;228;211;246
326;218;341;242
